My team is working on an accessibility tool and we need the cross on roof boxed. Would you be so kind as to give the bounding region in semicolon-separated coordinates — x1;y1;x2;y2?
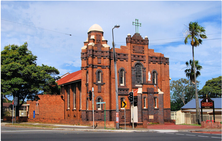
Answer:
132;19;141;33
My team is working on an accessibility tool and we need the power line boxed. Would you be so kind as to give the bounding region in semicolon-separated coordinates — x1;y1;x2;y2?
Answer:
2;19;72;36
115;37;221;46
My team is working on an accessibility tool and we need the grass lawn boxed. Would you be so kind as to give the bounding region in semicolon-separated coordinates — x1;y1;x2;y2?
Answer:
5;123;56;128
180;124;201;127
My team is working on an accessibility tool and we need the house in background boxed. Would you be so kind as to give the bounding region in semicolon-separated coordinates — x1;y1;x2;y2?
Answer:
3;103;29;117
171;98;222;124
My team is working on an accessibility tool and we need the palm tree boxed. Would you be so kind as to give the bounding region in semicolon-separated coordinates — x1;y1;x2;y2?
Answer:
185;60;202;84
184;22;207;124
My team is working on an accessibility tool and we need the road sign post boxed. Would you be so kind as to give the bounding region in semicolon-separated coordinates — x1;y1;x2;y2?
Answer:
121;100;127;130
96;101;106;129
92;87;94;129
132;97;134;129
104;103;106;129
14;96;18;123
124;108;126;130
12;100;14;124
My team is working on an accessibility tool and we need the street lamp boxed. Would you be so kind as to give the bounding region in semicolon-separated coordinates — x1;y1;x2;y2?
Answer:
112;25;120;129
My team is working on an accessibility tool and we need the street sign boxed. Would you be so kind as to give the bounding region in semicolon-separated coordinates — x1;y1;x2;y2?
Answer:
201;96;215;122
122;101;127;108
96;102;106;104
14;97;18;106
133;89;138;96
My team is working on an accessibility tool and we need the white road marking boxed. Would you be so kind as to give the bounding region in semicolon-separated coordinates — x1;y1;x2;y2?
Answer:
211;136;221;139
186;134;196;136
153;130;178;133
198;135;209;138
176;133;184;135
165;133;174;134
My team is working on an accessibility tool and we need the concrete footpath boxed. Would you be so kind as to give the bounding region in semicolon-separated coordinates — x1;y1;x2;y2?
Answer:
1;122;221;134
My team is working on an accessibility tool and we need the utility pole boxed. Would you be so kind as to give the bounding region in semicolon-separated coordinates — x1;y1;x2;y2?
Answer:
132;91;134;129
112;25;120;129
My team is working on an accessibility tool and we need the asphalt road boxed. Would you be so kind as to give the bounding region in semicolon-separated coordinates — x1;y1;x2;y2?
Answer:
1;126;221;141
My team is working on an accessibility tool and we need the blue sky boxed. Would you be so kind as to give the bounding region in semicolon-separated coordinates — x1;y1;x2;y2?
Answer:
1;1;221;92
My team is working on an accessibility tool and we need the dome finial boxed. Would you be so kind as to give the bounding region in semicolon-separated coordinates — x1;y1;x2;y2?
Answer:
88;24;103;33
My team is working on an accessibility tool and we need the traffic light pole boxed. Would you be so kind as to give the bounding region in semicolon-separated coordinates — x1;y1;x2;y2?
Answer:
132;93;134;129
128;92;134;129
124;107;126;130
92;87;94;129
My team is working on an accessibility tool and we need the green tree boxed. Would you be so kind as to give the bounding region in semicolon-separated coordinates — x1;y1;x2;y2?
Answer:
199;76;222;98
170;78;199;111
184;22;207;124
1;43;60;118
185;60;202;84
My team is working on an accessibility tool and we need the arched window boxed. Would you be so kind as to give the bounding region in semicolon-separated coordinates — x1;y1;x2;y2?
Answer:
72;84;76;109
35;101;39;114
86;71;88;83
96;96;103;110
154;97;158;108
135;63;143;84
119;68;126;86
143;97;147;109
66;86;70;109
120;70;124;86
96;70;102;83
98;71;101;83
152;71;157;85
98;98;102;110
95;69;104;93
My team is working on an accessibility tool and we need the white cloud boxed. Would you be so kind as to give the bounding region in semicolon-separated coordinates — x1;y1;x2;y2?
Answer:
1;1;221;89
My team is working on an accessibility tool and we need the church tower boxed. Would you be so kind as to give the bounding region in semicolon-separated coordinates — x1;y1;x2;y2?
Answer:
81;22;171;126
81;24;111;121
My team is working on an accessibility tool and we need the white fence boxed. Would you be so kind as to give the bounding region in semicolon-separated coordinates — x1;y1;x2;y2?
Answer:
171;110;221;124
6;110;28;117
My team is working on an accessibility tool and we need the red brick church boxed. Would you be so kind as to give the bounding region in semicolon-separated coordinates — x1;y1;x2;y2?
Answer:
28;22;171;127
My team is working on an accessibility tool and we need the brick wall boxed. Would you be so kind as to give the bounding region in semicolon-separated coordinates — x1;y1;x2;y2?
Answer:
27;94;64;120
201;121;221;129
81;27;171;125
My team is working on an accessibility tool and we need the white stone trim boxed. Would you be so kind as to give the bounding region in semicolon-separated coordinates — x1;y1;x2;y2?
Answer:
90;35;95;39
158;88;164;94
81;46;87;49
88;43;95;46
138;87;142;94
102;44;110;48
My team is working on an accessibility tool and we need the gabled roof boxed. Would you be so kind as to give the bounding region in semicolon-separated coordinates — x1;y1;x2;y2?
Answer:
3;103;12;107
181;98;222;109
57;70;81;86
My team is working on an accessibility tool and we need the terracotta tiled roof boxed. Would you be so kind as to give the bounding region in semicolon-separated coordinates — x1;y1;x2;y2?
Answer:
3;103;12;107
57;70;81;85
